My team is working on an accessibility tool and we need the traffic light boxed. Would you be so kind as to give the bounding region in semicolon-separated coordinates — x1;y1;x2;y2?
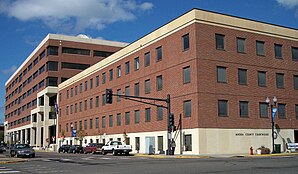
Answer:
106;89;113;104
169;113;174;127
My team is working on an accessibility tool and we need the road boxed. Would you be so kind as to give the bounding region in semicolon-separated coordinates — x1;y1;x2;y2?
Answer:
1;152;298;174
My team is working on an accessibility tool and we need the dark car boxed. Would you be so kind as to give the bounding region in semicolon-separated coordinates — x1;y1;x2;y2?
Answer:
84;143;104;154
10;144;35;158
68;145;84;154
58;145;71;153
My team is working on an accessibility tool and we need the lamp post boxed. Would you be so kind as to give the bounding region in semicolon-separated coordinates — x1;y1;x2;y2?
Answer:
265;96;277;154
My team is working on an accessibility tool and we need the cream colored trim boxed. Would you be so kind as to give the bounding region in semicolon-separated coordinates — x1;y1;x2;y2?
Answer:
59;9;297;90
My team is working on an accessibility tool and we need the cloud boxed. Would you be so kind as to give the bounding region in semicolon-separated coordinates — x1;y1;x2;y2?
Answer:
1;66;17;75
0;0;154;33
276;0;298;8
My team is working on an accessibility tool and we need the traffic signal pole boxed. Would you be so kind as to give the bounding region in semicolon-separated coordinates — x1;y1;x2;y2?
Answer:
167;94;171;155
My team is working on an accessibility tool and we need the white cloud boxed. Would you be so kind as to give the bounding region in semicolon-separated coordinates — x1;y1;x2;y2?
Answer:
277;0;298;8
0;0;153;33
1;66;17;75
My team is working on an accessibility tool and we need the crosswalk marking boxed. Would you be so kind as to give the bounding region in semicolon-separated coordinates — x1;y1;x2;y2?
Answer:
0;167;20;174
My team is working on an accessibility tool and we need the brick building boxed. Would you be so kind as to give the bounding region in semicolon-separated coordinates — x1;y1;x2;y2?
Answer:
58;9;298;155
4;34;127;148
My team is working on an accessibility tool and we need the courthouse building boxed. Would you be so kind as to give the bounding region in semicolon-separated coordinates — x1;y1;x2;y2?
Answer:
4;34;127;148
58;9;298;155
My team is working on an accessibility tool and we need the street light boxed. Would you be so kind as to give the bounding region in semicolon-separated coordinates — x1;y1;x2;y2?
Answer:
265;96;278;153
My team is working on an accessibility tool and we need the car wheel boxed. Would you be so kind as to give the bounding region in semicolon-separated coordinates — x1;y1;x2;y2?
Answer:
31;154;35;158
102;150;106;155
125;152;129;156
62;149;65;153
112;149;117;156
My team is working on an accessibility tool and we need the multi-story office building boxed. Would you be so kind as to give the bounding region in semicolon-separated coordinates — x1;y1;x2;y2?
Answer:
4;34;127;148
58;9;297;155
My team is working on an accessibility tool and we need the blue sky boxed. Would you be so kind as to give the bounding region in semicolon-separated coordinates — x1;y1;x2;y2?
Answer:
0;0;297;123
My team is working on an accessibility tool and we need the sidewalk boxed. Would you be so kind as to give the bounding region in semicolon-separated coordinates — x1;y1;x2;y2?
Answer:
0;153;28;164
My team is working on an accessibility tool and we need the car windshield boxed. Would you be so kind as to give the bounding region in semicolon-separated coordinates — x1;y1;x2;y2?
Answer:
112;141;122;145
15;144;30;149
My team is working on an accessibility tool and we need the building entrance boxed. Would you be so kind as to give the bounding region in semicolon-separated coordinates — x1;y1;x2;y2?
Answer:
294;130;298;143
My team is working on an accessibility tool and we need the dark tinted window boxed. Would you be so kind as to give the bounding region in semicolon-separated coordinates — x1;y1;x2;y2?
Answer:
276;73;284;88
239;101;248;117
258;71;266;87
62;47;90;55
274;44;282;58
217;66;226;83
94;50;114;57
218;100;228;116
47;61;58;71
237;38;245;53
216;34;225;50
61;62;90;70
47;46;58;56
259;103;268;118
256;41;265;56
182;34;189;51
238;69;247;85
292;47;298;61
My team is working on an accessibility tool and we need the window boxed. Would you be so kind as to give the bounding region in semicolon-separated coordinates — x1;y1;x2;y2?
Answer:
39;80;44;88
95;117;99;128
102;73;106;84
70;88;73;97
47;46;58;56
62;47;90;55
294;75;298;90
33;58;38;66
109;69;113;81
117;113;121;126
259;103;268;118
278;104;286;119
134;83;139;97
238;69;247;85
157;107;163;121
109;115;113;127
28;76;32;84
184;100;191;117
145;108;151;122
84;100;87;110
79;83;83;93
47;61;58;71
70;105;73;114
144;52;150;67
102;94;106;105
117;89;121;102
75;86;78;95
183;66;190;84
90;98;93;109
274;44;282;58
61;62;90;70
125;61;130;74
292;47;298;61
39;65;45;74
184;134;192;151
145;79;150;94
156;46;162;61
96;76;99;86
89;119;93;129
33;85;38;92
93;50;113;57
237;38;245;53
134;57;140;70
156;75;163;91
239;101;248;117
84;81;88;91
218;100;228;117
96;96;99;107
258;71;266;87
102;116;106;128
276;73;284;89
134;110;140;124
90;78;93;89
295;105;298;119
79;102;82;112
182;33;189;51
256;41;265;56
216;34;225;50
117;66;121;77
125;112;130;125
28;63;32;71
84;120;87;130
217;66;226;83
125;86;130;96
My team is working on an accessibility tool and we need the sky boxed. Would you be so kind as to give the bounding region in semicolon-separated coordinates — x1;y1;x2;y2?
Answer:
0;0;297;123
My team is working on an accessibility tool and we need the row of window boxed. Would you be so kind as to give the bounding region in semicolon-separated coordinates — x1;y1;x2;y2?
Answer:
215;34;298;60
7;115;31;128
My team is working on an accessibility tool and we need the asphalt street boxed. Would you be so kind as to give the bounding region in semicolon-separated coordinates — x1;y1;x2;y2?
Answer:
1;152;298;174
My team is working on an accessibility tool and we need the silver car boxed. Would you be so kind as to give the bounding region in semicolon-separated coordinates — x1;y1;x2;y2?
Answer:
10;144;35;158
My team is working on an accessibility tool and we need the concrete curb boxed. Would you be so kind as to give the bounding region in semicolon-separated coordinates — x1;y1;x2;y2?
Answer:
0;158;28;164
134;154;209;159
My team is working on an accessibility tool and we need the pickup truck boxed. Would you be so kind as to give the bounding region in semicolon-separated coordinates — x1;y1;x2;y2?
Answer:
101;141;132;155
84;143;104;154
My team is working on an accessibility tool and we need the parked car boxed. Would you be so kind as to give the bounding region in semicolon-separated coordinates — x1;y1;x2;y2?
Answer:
10;144;35;158
0;146;4;153
101;141;132;155
84;143;104;154
58;145;71;153
68;145;84;154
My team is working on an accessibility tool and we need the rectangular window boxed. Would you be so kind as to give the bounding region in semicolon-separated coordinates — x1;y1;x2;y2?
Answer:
93;50;114;57
239;101;248;117
95;117;99;128
84;100;87;110
183;66;190;84
96;76;99;86
125;61;130;74
47;61;58;71
79;83;83;93
217;66;227;83
90;98;93;109
216;34;225;50
259;103;268;118
156;46;162;61
102;116;106;128
109;115;113;127
90;78;93;89
292;47;298;61
134;83;139;97
84;81;88;91
75;103;78;113
47;46;58;56
238;69;247;85
62;47;90;56
134;110;140;124
84;120;87;130
145;108;151;122
33;58;38;66
70;88;73;97
157;136;163;153
61;62;90;70
117;66;121;77
294;75;298;90
125;112;130;125
144;52;150;67
125;86;130;96
39;65;45;74
184;134;192;151
278;104;286;119
258;71;267;87
90;119;93;129
256;41;265;56
274;44;282;58
107;69;112;81
145;79;150;94
134;57;140;71
276;73;284;89
102;73;106;84
237;38;245;53
157;107;163;121
117;113;121;126
102;94;106;105
218;100;228;117
96;96;99;107
79;102;82;112
75;86;78;95
117;89;121;102
295;105;298;119
182;33;189;51
156;75;163;91
184;100;191;117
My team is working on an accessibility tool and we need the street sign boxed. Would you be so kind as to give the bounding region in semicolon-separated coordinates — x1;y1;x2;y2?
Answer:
272;108;277;121
72;129;77;137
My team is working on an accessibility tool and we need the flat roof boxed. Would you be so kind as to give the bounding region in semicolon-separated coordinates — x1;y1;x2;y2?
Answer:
59;8;298;90
5;34;128;86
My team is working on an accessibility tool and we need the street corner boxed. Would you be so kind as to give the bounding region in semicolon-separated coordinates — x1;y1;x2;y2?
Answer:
134;153;166;158
0;158;28;164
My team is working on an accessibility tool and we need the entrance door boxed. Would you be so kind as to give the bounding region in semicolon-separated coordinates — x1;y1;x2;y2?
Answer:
295;130;298;143
145;137;155;154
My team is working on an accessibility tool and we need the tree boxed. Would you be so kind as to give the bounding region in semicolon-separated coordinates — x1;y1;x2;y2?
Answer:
76;129;87;146
123;130;128;144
